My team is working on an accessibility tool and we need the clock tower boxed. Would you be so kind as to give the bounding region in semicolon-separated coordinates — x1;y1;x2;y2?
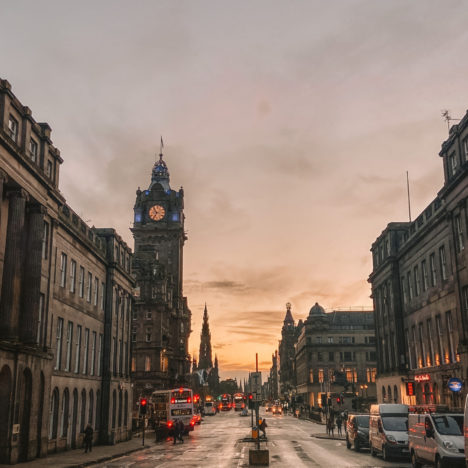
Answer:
131;152;191;397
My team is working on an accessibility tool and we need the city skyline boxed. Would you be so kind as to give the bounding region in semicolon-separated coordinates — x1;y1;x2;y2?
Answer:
2;0;468;382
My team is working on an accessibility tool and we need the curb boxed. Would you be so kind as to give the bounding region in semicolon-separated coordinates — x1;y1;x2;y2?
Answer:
69;445;149;467
311;433;346;441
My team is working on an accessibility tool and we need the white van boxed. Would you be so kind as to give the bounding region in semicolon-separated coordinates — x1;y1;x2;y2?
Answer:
369;404;409;461
203;401;217;416
409;412;464;468
464;395;468;468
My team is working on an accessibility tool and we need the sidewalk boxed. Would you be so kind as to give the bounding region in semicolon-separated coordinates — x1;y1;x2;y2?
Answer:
0;436;151;468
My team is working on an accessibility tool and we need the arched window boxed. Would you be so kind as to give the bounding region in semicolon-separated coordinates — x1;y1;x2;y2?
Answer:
95;390;101;430
387;385;392;403
381;386;386;402
124;391;128;427
393;385;398;403
80;389;86;432
112;390;116;429
60;389;70;437
88;390;94;426
49;388;59;439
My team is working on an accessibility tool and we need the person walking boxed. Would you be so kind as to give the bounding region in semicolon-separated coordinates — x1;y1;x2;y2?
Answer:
173;419;184;444
83;424;94;453
336;414;343;436
259;418;268;438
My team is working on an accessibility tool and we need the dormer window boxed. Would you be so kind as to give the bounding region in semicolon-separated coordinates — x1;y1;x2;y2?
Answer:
463;137;468;162
29;138;38;162
8;115;18;142
46;160;53;178
448;152;457;177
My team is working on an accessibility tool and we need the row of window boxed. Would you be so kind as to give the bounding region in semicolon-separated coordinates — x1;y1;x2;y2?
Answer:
310;367;377;384
131;354;169;373
314;351;377;362
54;317;103;376
401;245;448;304
8;114;54;179
55;316;130;378
405;311;457;370
48;387;128;440
308;335;375;345
59;253;106;309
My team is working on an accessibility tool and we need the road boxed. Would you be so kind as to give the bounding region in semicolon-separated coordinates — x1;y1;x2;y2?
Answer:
91;409;412;467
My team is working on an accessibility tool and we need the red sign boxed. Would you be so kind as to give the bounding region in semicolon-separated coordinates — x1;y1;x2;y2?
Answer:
406;381;415;396
415;374;431;383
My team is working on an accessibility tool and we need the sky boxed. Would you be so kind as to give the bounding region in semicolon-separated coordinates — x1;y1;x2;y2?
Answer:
2;0;468;383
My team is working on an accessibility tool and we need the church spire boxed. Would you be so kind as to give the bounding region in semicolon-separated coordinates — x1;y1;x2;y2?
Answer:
283;302;295;327
198;303;213;369
150;138;170;191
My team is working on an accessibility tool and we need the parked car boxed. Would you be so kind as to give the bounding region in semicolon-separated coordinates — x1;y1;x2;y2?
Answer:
409;412;464;468
266;403;273;412
346;414;370;452
369;404;409;461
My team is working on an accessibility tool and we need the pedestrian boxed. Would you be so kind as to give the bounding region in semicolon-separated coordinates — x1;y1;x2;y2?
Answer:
327;418;335;438
259;418;268;437
336;414;343;436
175;419;184;444
83;423;93;453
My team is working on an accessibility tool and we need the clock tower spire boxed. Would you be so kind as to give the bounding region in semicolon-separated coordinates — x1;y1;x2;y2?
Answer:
131;147;191;398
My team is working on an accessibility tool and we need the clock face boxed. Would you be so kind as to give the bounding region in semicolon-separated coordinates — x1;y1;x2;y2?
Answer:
149;204;165;221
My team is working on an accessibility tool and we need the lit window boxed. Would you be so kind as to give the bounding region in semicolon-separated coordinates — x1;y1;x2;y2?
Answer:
145;356;151;372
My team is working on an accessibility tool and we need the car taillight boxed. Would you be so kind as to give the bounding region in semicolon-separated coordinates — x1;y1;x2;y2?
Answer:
167;421;173;428
171;398;175;404
187;397;191;403
190;420;195;426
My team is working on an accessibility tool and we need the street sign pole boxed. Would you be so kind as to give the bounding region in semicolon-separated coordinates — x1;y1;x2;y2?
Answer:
255;353;260;450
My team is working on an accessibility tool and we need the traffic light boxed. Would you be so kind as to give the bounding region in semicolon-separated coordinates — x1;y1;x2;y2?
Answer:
336;397;341;405
140;397;148;415
248;393;254;409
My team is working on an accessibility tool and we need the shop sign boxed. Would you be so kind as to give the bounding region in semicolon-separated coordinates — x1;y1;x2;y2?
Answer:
447;377;463;392
414;374;430;383
405;381;415;396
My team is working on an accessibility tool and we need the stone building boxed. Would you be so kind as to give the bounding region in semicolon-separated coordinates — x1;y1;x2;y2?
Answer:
295;303;377;408
266;350;280;400
131;152;191;401
0;79;133;464
369;110;468;408
278;302;297;399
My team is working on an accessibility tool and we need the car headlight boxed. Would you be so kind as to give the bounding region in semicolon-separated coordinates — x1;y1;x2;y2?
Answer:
443;440;457;451
386;435;397;444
